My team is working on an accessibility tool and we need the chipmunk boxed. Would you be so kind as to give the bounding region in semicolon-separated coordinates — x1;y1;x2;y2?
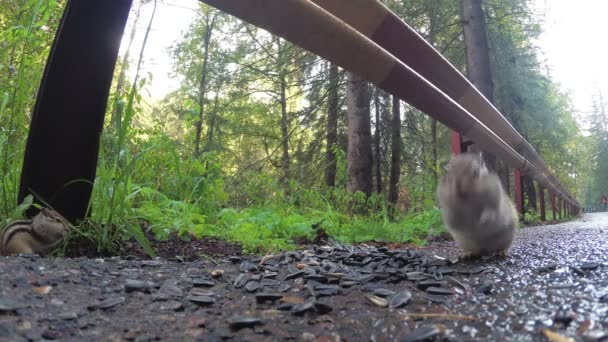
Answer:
437;153;518;259
0;208;70;256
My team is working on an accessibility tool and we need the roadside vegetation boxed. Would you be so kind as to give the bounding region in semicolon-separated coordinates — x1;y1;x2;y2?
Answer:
0;0;600;256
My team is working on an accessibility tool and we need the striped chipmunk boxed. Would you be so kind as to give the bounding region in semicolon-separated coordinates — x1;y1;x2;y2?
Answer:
0;208;70;256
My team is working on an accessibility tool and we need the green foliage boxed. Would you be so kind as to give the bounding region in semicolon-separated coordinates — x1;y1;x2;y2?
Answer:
0;0;591;258
523;210;542;226
579;92;608;208
0;194;33;228
0;0;64;218
131;182;445;254
134;186;208;240
323;208;444;246
214;207;313;253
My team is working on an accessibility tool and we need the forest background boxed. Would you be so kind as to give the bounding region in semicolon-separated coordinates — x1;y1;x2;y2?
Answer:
1;0;607;256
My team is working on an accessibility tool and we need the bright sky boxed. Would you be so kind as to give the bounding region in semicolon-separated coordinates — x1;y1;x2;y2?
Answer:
534;0;608;121
122;0;608;125
120;0;198;100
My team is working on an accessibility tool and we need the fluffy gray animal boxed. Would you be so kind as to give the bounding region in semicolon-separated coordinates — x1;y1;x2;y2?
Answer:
437;153;518;259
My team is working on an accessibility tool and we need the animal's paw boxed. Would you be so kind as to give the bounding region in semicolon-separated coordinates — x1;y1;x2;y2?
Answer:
495;249;510;259
459;251;478;261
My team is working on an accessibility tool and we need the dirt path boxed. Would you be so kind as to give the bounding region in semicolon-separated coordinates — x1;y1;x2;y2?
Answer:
1;213;607;341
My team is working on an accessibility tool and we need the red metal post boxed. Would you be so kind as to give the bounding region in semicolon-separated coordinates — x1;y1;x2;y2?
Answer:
514;169;524;220
539;186;545;221
451;130;462;155
550;192;556;221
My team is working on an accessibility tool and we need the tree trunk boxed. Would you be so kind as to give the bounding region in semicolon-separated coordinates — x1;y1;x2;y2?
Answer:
461;0;498;173
325;63;339;187
388;96;401;206
426;0;439;183
500;160;510;192
277;38;290;186
194;12;217;158
524;176;537;212
280;73;290;185
405;109;417;178
346;72;373;197
431;119;438;181
374;88;382;193
204;85;221;152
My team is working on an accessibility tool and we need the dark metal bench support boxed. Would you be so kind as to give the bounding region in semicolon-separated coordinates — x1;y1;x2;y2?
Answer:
18;0;133;223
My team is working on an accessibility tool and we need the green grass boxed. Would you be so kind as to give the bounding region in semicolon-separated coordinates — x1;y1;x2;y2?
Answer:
132;180;445;254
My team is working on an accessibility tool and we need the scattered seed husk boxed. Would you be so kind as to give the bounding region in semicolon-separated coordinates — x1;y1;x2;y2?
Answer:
535;263;558;273
255;293;282;304
191;278;215;287
400;313;476;321
425;286;455;295
366;294;388;308
422;294;449;303
229;316;263;330
0;298;23;312
234;273;248;288
245;281;261;293
94;297;125;310
291;301;315;316
372;288;395;297
314;302;333;314
389;290;412;309
580;262;600;271
401;324;445;342
186;295;215;306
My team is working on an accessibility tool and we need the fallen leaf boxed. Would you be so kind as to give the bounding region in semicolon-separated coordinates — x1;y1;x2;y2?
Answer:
33;286;52;295
542;329;575;342
577;320;592;335
280;296;304;304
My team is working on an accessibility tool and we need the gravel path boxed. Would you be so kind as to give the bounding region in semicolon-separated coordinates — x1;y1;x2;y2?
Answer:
1;213;607;341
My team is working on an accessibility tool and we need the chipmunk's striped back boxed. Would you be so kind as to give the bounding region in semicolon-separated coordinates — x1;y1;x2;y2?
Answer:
0;220;34;255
